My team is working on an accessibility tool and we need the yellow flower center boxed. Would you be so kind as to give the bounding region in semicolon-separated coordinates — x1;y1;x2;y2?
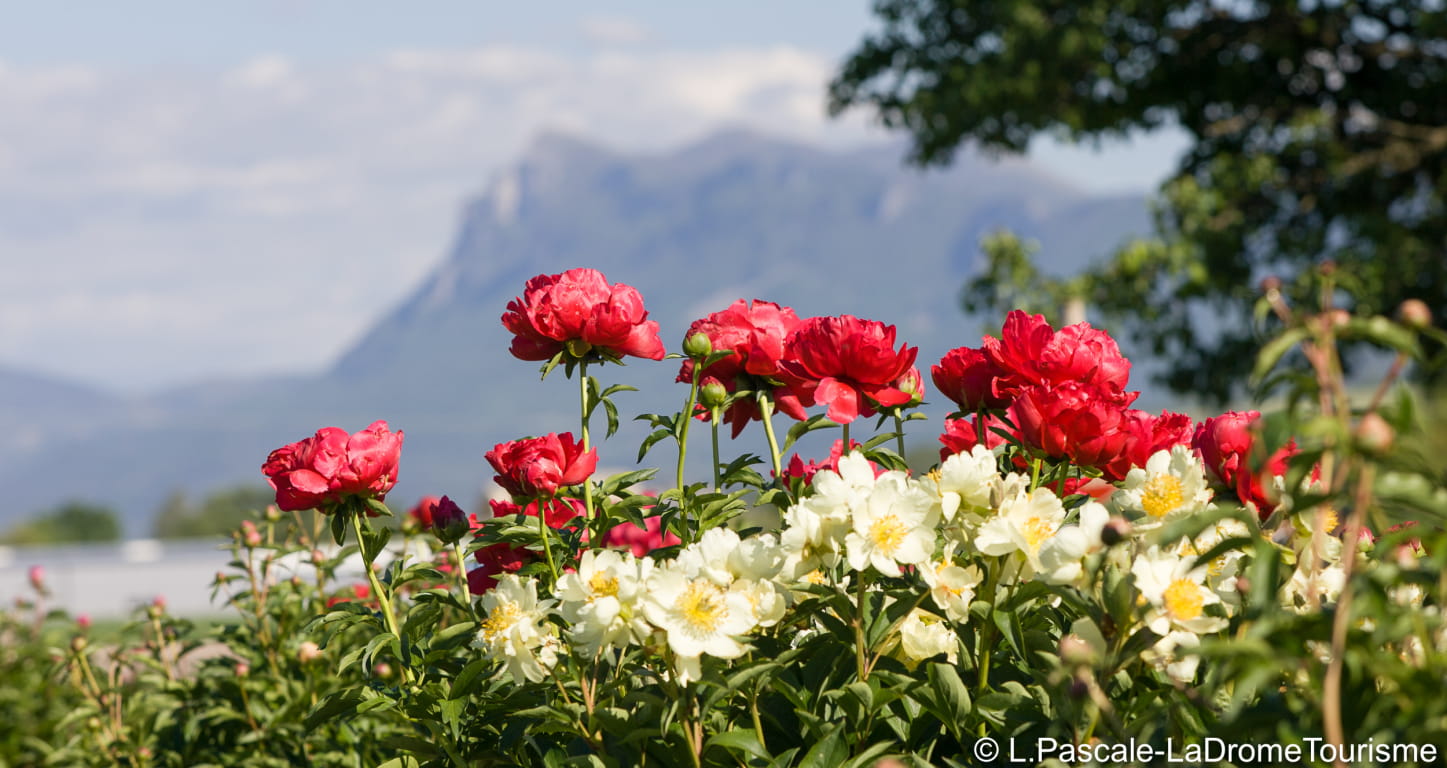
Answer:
480;601;521;643
1142;475;1185;518
588;571;619;599
803;570;828;586
1317;507;1339;534
868;514;909;556
1163;579;1205;621
1023;516;1055;553
676;582;727;634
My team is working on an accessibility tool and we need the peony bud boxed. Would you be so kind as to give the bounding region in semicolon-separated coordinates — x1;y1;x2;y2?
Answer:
682;331;713;359
1356;412;1395;454
430;496;471;544
311;548;327;566
76;614;91;631
1398;299;1432;329
71;635;88;653
1100;518;1132;547
1059;634;1096;666
241;520;262;548
27;565;45;595
264;504;282;523
1259;275;1282;293
235;662;250;677
297;641;322;663
372;662;393;679
699;377;729;409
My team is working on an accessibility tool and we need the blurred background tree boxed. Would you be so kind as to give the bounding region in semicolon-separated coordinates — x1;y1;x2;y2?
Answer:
830;0;1447;402
151;485;276;539
1;501;121;545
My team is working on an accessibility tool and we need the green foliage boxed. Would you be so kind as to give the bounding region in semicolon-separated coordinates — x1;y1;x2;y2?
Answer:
152;486;277;540
2;501;121;545
832;0;1447;401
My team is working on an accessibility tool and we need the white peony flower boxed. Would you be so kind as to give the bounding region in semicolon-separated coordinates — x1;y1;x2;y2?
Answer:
898;609;959;665
1281;562;1346;612
472;575;560;684
555;549;651;653
1142;630;1202;683
935;445;997;522
1131;547;1228;636
642;563;757;684
921;547;983;622
844;473;940;575
1114;446;1213;524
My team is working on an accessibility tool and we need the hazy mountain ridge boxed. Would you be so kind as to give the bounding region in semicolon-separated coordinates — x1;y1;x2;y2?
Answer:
2;132;1152;533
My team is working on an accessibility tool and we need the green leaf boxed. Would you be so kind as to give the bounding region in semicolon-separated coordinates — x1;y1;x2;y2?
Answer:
927;661;972;728
707;729;772;761
303;688;366;731
796;727;847;768
1250;326;1311;384
783;414;838;453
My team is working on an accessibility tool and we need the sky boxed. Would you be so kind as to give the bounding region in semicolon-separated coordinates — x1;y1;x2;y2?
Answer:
0;1;1189;394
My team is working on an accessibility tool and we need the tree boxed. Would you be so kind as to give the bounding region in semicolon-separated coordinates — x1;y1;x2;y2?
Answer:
830;0;1447;401
152;486;277;539
1;502;121;545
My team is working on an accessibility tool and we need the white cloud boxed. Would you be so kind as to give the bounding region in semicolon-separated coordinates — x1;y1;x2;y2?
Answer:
579;16;651;46
0;44;877;392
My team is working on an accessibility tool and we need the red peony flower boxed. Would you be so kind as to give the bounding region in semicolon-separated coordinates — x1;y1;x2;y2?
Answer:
501;268;665;362
1192;411;1296;519
326;583;375;609
468;543;535;594
486;432;598;499
262;420;403;512
489;496;585;530
1119;409;1195;471
982;310;1136;404
932;346;1011;412
781;439;882;485
678;299;809;434
779;315;919;424
601;515;682;558
1009;383;1132;480
938;414;1014;461
407;496;442;529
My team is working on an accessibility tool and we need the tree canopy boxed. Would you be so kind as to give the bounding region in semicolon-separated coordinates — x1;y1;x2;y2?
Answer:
1;502;121;545
830;0;1447;400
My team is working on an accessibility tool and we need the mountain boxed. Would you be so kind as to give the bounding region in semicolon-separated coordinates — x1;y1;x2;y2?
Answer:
0;132;1152;534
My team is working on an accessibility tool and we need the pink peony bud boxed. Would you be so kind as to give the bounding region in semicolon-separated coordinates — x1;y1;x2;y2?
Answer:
27;565;45;595
298;641;322;663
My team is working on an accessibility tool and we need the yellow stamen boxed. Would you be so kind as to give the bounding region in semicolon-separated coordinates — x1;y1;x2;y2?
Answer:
588;571;619;599
868;514;909;556
676;582;727;633
1142;475;1185;518
1163;579;1204;621
480;601;521;642
1023;516;1055;553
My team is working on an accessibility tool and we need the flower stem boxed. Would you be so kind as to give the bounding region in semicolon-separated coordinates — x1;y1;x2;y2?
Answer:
893;414;906;463
854;572;869;681
678;363;701;491
757;392;784;481
537;499;560;582
842;423;851;453
710;408;723;489
451;541;472;606
578;363;596;524
349;511;411;684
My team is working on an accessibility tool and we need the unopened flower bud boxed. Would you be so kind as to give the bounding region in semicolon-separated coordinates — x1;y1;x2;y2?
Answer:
290;576;303;589
264;504;282;523
298;641;322;663
87;717;101;732
1234;576;1251;596
1398;299;1432;329
1259;275;1282;293
311;548;326;566
235;662;250;677
1059;634;1096;666
27;565;46;595
77;614;91;631
71;635;88;653
1068;675;1090;700
431;496;471;544
1395;544;1419;569
699;377;729;409
1323;309;1350;329
1356;412;1395;454
373;662;393;679
682;332;713;359
1100;518;1132;547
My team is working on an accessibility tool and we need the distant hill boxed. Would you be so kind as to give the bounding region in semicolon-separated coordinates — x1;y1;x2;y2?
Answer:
0;132;1152;534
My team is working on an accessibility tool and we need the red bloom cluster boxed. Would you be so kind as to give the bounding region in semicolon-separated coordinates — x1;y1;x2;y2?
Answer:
486;433;598;499
782;439;883;486
1192;411;1296;518
677;299;808;435
501;268;665;362
779;315;921;425
601;516;682;558
262;420;403;512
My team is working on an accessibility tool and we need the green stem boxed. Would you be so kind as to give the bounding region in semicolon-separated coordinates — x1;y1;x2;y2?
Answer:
710;408;723;489
578;364;596;524
537;498;560;582
678;364;701;491
349;512;412;684
452;541;472;607
842;423;852;453
854;572;869;681
757;392;784;481
893;414;906;462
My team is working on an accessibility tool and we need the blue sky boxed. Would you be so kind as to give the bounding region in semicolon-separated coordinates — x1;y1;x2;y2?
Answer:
0;2;1187;392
